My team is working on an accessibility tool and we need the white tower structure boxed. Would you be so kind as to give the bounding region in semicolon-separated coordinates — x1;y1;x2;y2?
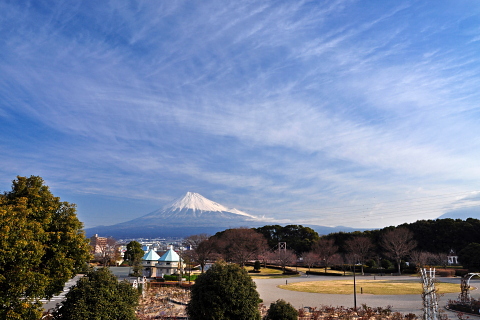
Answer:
421;268;439;320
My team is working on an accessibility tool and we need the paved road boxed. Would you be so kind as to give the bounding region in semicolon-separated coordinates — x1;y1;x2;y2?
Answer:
41;267;135;312
41;275;84;312
254;273;480;319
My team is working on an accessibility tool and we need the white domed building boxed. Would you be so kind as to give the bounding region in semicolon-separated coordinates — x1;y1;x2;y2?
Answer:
142;246;184;278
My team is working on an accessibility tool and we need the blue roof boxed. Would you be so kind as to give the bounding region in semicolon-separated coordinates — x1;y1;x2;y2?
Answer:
158;248;181;262
142;249;161;261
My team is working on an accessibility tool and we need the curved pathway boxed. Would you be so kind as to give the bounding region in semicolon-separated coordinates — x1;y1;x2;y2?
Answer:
254;273;480;319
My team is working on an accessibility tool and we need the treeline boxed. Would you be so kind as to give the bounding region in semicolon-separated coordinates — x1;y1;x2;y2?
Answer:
184;219;480;277
323;218;480;255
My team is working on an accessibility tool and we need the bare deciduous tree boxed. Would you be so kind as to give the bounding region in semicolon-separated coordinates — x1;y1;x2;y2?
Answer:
301;251;320;271
434;252;449;269
380;228;417;274
345;236;374;275
410;251;435;270
95;237;119;266
312;238;338;273
267;248;297;272
184;234;217;273
214;228;268;267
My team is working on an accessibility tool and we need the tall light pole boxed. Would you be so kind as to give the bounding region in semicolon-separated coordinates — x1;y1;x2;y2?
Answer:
353;264;357;311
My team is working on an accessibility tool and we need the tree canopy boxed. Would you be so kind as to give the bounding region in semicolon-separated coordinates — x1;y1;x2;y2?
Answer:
458;242;480;271
380;227;417;274
186;261;261;320
256;225;319;254
0;176;91;320
125;241;144;276
52;267;139;320
184;234;216;273
212;228;267;267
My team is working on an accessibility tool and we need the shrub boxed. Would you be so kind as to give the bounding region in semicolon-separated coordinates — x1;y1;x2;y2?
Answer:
162;274;197;281
264;299;298;320
306;270;343;276
187;261;261;320
381;259;394;270
455;269;469;277
366;259;377;268
436;269;455;277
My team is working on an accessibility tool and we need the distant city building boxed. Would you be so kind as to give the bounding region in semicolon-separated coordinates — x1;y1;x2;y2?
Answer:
89;234;107;253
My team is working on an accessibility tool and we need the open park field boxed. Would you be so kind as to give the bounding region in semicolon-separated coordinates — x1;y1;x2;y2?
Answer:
254;273;479;319
279;279;462;295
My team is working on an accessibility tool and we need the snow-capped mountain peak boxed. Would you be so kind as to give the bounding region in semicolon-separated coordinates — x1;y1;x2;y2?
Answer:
170;192;229;212
143;192;260;220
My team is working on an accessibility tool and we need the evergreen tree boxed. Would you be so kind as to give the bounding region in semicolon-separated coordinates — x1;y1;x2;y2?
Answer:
52;267;139;320
458;242;480;271
264;299;298;320
125;241;144;276
187;261;261;320
0;176;91;320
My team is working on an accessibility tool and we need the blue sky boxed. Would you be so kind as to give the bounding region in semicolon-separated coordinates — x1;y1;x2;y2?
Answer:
2;0;480;229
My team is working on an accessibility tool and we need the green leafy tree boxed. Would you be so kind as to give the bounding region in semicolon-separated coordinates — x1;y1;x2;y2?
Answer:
264;299;298;320
459;242;480;271
186;261;261;320
0;176;91;320
256;225;319;255
125;241;144;276
52;267;139;319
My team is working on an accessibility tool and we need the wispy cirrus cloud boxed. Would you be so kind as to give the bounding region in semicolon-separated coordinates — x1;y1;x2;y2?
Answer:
2;0;480;228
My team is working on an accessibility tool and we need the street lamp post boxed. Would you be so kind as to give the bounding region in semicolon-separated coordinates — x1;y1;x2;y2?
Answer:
353;263;357;311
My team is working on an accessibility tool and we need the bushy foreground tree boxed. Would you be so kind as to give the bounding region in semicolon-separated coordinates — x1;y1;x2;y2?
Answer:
52;267;139;319
186;261;261;320
0;176;91;320
264;299;298;320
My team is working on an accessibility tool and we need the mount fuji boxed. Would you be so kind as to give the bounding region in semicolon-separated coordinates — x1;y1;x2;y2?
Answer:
85;192;267;238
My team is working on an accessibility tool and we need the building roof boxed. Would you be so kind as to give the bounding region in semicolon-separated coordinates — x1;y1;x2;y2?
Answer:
158;248;181;262
142;248;161;261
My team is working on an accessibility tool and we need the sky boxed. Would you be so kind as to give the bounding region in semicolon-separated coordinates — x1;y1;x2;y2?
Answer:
1;0;480;230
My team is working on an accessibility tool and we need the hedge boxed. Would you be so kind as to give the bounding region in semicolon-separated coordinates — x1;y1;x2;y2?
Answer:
306;270;343;276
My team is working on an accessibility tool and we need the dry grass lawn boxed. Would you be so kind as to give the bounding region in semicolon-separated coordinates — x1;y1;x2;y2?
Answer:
245;267;300;279
279;279;464;295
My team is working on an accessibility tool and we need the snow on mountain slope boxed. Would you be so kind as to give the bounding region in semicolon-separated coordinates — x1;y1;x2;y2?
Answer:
170;192;230;212
132;192;260;223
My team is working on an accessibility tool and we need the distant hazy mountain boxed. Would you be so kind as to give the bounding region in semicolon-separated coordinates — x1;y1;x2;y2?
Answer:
84;192;370;238
437;206;480;220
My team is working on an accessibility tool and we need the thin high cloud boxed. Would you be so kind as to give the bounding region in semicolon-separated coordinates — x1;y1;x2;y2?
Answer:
1;1;480;228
